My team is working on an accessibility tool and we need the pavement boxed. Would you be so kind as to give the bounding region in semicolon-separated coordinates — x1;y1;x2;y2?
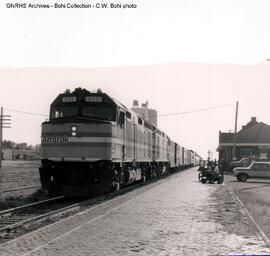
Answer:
0;167;269;256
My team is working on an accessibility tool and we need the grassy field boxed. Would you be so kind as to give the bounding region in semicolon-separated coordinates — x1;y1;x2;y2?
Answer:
225;175;270;239
0;160;42;201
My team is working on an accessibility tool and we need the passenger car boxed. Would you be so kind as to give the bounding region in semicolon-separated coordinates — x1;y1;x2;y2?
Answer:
233;162;270;182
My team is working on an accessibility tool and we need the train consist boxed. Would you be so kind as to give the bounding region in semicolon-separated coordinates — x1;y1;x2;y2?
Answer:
39;88;201;197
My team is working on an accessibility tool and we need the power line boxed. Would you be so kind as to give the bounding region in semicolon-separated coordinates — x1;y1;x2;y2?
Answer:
156;103;233;117
3;103;232;119
4;108;48;117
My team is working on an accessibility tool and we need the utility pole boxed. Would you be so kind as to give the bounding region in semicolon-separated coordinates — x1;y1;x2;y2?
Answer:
0;107;2;168
0;107;11;168
207;150;212;161
232;101;239;161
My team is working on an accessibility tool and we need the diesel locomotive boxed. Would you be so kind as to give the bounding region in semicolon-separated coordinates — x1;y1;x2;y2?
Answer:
39;88;201;197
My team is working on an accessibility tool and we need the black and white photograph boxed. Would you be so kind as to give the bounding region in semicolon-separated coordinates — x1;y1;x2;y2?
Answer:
1;0;270;255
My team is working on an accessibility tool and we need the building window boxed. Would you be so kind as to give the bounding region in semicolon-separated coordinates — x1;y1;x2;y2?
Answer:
239;149;252;157
259;148;268;160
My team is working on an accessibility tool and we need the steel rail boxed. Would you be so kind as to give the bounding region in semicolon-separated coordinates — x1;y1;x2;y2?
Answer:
0;196;66;218
0;186;42;194
0;179;155;238
0;167;187;241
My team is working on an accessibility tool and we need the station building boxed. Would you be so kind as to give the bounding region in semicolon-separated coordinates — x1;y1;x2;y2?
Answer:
217;117;270;166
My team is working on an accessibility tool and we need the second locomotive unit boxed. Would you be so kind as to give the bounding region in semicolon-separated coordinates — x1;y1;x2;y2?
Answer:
39;88;200;197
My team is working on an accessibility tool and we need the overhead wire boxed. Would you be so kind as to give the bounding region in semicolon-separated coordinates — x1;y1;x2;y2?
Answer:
154;103;233;118
3;108;48;117
3;103;233;119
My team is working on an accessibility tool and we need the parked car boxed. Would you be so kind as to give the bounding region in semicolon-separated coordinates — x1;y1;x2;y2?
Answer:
230;157;251;170
233;162;270;182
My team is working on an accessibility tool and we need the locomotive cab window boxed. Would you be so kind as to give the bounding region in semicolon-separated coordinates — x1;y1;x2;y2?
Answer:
118;111;125;126
51;106;79;119
126;111;131;119
82;105;115;121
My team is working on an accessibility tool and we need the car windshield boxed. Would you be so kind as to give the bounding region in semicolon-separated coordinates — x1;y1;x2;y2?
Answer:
82;105;115;121
51;106;79;119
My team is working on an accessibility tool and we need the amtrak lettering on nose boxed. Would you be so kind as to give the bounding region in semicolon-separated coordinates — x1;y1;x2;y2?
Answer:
42;136;69;144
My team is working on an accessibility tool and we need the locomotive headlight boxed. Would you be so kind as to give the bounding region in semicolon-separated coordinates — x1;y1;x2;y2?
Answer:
71;126;77;136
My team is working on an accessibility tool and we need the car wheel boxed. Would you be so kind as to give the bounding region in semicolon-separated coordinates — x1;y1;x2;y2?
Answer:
218;175;224;184
201;179;207;184
198;172;203;181
237;173;248;182
209;179;214;184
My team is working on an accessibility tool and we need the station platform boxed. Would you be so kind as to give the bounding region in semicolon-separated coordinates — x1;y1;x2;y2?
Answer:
0;167;269;256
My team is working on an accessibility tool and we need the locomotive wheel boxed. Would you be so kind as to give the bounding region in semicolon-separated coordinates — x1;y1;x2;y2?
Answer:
48;183;59;197
112;182;120;191
115;182;120;191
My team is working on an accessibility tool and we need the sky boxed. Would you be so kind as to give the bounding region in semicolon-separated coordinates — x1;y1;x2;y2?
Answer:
1;0;270;159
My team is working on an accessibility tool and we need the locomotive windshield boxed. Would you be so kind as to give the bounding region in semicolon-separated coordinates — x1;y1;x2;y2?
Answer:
51;106;79;119
82;105;115;121
50;89;116;121
50;105;115;121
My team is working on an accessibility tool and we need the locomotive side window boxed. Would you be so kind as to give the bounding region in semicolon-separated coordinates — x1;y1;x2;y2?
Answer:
118;111;125;127
82;105;115;121
51;106;79;119
126;111;131;119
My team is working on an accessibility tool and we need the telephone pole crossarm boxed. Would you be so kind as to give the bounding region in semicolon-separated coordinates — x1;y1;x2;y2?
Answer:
0;107;12;168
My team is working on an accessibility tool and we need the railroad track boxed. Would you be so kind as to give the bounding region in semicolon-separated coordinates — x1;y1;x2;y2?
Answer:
0;195;76;241
0;168;186;243
0;185;42;194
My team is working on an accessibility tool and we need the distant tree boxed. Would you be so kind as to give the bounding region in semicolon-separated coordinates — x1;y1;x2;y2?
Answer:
34;144;41;152
26;144;35;150
15;143;28;150
2;140;16;149
3;140;38;151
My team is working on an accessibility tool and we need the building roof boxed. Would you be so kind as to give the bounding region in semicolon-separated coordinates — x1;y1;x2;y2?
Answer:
219;132;234;144
236;121;270;143
218;117;270;150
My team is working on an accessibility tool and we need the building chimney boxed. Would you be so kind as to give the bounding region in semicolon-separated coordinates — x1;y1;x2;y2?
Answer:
141;101;148;108
133;100;139;107
251;117;257;122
